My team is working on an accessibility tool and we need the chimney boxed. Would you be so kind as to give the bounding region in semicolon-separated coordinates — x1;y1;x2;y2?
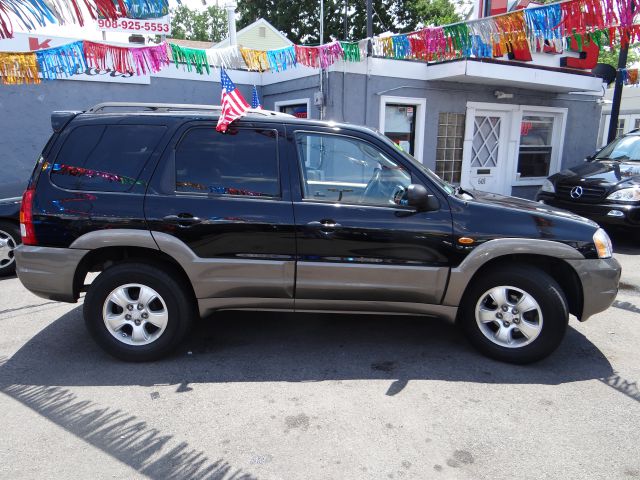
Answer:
225;1;237;46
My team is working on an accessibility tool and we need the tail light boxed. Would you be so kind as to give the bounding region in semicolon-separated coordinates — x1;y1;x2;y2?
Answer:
20;187;37;246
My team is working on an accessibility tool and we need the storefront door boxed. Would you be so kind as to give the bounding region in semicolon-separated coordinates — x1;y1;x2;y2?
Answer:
461;107;512;195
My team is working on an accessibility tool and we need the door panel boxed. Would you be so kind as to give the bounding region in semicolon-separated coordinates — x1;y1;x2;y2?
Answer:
288;128;453;311
145;122;296;307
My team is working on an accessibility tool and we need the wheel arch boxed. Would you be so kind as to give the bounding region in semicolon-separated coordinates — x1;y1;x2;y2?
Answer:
73;245;197;304
443;239;585;320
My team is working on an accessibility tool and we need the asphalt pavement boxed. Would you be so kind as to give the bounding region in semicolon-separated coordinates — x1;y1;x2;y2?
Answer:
0;233;638;480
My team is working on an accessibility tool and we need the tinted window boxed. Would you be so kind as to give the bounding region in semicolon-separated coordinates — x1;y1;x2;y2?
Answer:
51;125;165;192
176;127;280;197
295;132;411;207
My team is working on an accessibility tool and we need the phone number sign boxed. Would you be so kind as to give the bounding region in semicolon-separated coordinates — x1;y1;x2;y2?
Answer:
97;16;171;34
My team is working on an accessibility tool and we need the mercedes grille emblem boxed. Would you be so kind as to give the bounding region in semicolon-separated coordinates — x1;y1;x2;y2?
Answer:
570;186;584;199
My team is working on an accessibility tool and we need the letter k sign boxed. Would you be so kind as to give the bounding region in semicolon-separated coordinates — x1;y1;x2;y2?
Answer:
29;37;52;51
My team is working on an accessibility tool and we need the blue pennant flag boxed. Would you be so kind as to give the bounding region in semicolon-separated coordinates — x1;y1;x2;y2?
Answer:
251;85;262;109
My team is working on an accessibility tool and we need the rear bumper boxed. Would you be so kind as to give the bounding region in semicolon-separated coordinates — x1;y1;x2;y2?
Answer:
15;245;87;302
537;194;640;228
566;257;621;321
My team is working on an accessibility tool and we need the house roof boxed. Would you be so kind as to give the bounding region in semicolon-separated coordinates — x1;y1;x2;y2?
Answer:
166;38;215;50
213;18;292;50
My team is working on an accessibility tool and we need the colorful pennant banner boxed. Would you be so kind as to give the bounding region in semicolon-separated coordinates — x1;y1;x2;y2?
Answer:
4;0;640;84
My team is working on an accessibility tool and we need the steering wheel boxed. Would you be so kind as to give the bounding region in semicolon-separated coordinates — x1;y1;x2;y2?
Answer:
361;167;382;203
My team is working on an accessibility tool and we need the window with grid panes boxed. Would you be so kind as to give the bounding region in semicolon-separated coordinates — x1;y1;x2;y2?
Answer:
435;113;465;184
616;119;626;138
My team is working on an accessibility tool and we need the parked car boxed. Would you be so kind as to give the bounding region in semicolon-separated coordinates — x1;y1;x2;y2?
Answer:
536;129;640;232
15;103;621;364
0;196;21;276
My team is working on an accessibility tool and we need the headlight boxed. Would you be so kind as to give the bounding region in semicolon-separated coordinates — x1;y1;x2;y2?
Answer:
606;186;640;201
540;179;555;193
593;228;613;259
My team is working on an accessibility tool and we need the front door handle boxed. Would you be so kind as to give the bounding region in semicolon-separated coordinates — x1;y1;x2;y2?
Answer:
307;219;342;229
163;214;202;227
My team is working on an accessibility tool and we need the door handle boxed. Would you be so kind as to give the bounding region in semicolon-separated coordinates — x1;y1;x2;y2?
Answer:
307;219;341;229
163;214;202;226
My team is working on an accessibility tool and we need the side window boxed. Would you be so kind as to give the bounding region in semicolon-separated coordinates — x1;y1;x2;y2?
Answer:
295;132;412;207
51;125;165;192
175;127;280;198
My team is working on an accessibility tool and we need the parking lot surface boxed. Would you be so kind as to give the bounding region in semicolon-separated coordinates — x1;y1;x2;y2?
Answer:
0;233;639;480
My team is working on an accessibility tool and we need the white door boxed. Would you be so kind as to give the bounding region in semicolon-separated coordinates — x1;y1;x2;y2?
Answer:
461;109;511;195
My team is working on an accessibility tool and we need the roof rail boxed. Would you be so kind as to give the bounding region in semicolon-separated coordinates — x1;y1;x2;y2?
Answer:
86;102;294;117
87;102;222;113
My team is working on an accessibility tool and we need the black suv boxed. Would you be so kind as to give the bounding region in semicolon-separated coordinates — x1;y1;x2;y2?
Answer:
536;129;640;231
15;103;621;364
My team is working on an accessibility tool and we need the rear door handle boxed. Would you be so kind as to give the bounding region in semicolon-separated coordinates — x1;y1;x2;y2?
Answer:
163;214;202;226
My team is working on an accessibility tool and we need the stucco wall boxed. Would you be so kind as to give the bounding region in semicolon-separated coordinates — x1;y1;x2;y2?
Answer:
0;77;258;197
263;71;602;199
0;69;602;200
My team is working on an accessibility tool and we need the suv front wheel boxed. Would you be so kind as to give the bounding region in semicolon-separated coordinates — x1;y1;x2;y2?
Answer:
459;265;569;364
84;262;194;361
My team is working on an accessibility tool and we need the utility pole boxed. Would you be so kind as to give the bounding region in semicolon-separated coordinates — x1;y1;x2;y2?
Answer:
607;3;634;143
366;0;372;54
344;0;348;40
366;0;372;39
319;0;324;120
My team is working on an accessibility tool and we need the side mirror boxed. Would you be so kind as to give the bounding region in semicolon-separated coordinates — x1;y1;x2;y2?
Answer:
407;184;439;211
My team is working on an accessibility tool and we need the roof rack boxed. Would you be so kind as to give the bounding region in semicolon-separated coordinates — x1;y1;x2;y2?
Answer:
87;102;294;117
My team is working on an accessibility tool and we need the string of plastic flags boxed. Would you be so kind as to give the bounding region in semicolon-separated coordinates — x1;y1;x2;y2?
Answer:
3;0;640;84
0;0;170;39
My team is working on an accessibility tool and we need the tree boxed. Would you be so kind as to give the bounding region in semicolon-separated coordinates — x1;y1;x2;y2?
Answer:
237;0;462;44
598;44;640;68
170;5;228;42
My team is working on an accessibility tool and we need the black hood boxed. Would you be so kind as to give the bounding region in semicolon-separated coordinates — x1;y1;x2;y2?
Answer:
551;160;640;189
468;189;598;227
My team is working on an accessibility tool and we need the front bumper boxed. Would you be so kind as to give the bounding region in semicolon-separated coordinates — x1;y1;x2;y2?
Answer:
566;257;621;321
15;245;88;302
537;193;640;228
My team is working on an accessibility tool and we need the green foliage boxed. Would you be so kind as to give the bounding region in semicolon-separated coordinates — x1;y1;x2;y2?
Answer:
597;44;640;68
237;0;462;44
170;5;228;42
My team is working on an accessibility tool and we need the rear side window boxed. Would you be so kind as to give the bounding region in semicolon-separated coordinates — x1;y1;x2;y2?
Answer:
175;127;280;197
51;125;165;192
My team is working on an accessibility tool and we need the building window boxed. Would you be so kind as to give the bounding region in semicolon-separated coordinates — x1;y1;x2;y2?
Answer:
517;115;557;178
634;118;640;130
258;26;266;37
617;118;626;138
384;104;417;155
436;113;465;184
278;103;307;118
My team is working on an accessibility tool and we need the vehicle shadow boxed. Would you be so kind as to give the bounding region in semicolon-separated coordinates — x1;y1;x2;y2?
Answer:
0;306;614;391
0;307;622;479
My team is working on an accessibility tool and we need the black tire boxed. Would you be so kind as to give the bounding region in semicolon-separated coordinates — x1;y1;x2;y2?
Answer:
0;220;20;277
84;262;194;362
458;265;569;364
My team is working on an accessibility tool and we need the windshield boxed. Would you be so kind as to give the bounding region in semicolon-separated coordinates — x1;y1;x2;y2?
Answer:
372;129;457;195
596;135;640;161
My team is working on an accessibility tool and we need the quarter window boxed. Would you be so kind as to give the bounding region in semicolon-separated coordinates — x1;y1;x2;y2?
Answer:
51;125;165;192
175;127;280;197
295;132;412;207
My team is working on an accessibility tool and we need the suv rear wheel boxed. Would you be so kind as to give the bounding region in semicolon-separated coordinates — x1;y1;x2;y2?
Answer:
459;265;569;364
84;262;194;361
0;221;19;277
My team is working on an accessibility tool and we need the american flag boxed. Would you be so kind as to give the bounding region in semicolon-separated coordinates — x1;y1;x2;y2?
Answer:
216;69;250;133
251;85;263;109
